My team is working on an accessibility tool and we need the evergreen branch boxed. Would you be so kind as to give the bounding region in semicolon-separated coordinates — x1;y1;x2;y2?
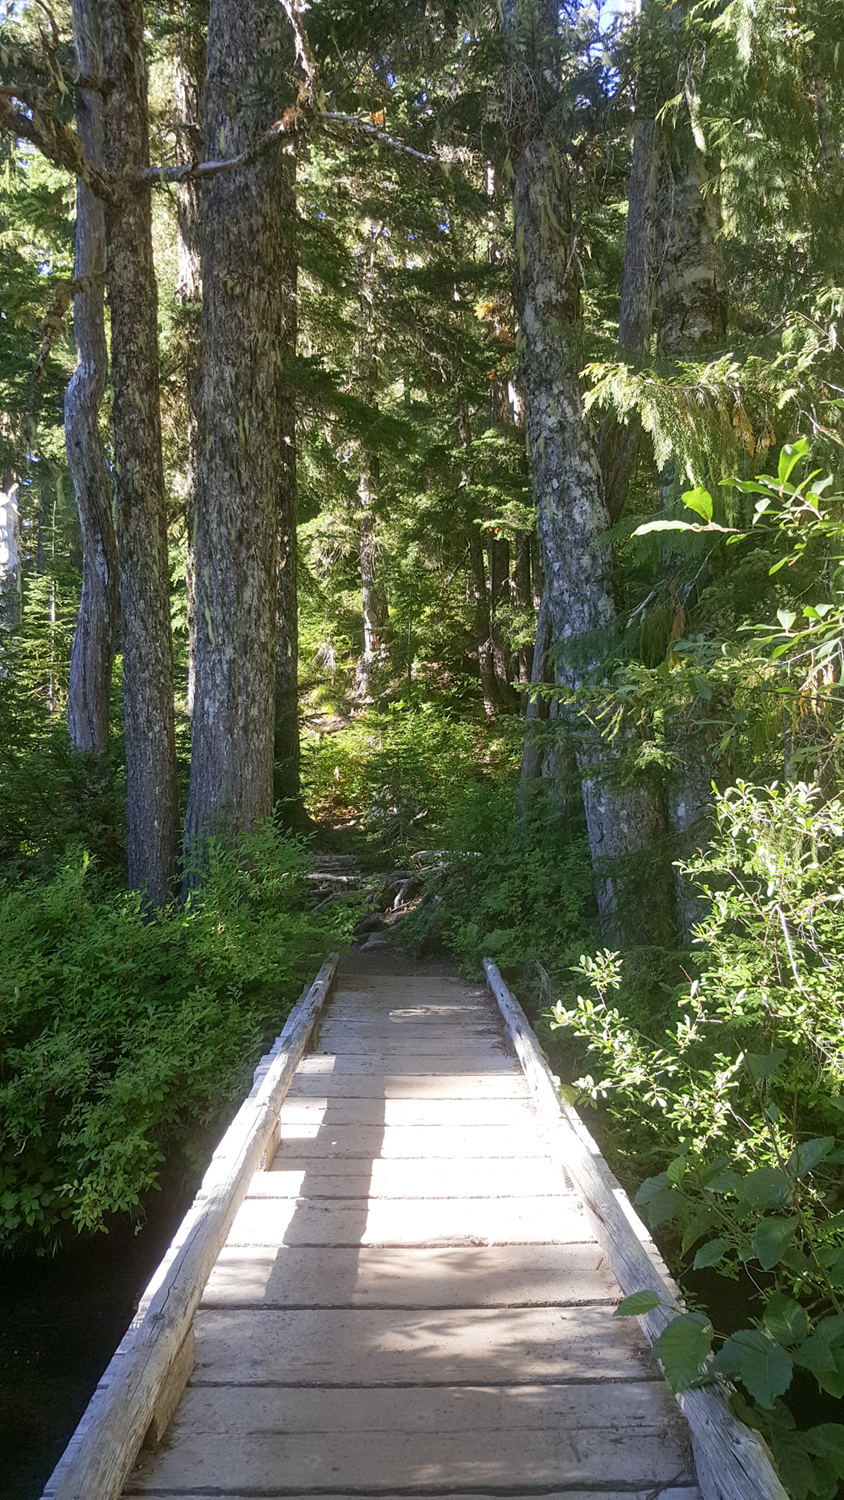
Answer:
0;85;115;202
321;113;439;165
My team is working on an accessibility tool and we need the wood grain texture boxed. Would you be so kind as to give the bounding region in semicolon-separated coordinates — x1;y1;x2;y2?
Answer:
201;1242;617;1308
191;1302;657;1385
41;954;339;1500
483;959;788;1500
124;1382;693;1495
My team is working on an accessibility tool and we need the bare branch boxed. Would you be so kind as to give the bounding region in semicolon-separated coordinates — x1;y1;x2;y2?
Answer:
139;106;303;185
322;112;439;164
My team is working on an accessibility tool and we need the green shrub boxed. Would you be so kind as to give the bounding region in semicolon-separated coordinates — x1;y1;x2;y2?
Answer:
405;776;595;975
0;824;345;1251
551;781;844;1499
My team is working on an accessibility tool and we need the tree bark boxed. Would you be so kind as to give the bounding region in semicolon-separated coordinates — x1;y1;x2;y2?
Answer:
469;527;497;714
174;17;206;719
0;469;21;634
503;0;671;942
274;157;303;815
66;2;118;754
488;533;518;709
101;0;177;905
598;111;658;524
185;0;291;853
353;240;389;702
517;588;551;804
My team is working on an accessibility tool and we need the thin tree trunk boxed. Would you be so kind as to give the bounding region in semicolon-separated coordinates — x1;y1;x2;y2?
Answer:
0;469;21;633
598;111;658;524
513;528;532;695
517;589;551;805
353;238;388;702
488;533;518;709
174;18;205;719
66;3;118;754
101;0;177;905
650;5;726;933
503;0;672;942
275;157;303;815
469;528;497;714
185;0;289;853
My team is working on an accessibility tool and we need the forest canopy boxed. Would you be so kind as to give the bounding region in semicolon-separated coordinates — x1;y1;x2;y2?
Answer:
2;0;844;1494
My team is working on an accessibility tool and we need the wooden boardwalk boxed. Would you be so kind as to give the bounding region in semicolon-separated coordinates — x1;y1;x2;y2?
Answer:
123;963;699;1500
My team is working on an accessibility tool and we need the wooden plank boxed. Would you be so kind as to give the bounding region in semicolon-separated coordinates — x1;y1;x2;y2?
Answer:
297;1053;516;1074
252;1156;561;1197
201;1243;614;1309
191;1303;657;1385
275;1122;549;1157
42;954;341;1500
277;1096;540;1126
225;1192;590;1246
124;1383;694;1495
285;1072;530;1099
128;1490;702;1500
483;959;788;1500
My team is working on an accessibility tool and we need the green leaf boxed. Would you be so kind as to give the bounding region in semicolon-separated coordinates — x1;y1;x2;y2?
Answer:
713;1328;793;1408
788;1137;835;1178
634;1173;683;1227
652;1312;713;1393
778;439;810;487
693;674;713;701
693;1237;729;1270
632;519;698;536
705;1169;744;1195
740;1167;791;1211
754;1217;798;1271
776;610;796;631
682;487;714;521
763;1293;809;1347
615;1289;663;1317
745;1049;787;1079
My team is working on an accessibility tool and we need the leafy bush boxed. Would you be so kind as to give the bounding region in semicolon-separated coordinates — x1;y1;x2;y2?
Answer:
0;824;345;1250
550;780;844;1499
405;776;595;975
302;703;512;857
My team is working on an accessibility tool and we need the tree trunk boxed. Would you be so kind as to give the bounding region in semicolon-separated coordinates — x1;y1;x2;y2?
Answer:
503;0;671;942
174;18;205;719
598;111;658;524
517;589;551;805
353;240;388;702
185;0;290;853
66;2;118;754
488;533;518;709
469;528;497;714
101;0;177;905
275;157;303;815
649;4;727;933
0;469;21;634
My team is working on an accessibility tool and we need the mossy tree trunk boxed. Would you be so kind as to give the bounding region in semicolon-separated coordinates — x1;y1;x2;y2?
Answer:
503;0;672;941
101;0;177;904
66;1;118;755
185;0;291;852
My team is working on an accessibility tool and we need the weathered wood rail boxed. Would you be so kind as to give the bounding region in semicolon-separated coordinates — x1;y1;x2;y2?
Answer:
484;960;787;1500
42;951;786;1500
42;953;340;1500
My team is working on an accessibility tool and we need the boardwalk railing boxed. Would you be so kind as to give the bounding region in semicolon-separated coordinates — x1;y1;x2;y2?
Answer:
484;959;788;1500
42;952;340;1500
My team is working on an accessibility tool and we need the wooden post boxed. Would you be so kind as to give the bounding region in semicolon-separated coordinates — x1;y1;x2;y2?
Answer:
483;958;788;1500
